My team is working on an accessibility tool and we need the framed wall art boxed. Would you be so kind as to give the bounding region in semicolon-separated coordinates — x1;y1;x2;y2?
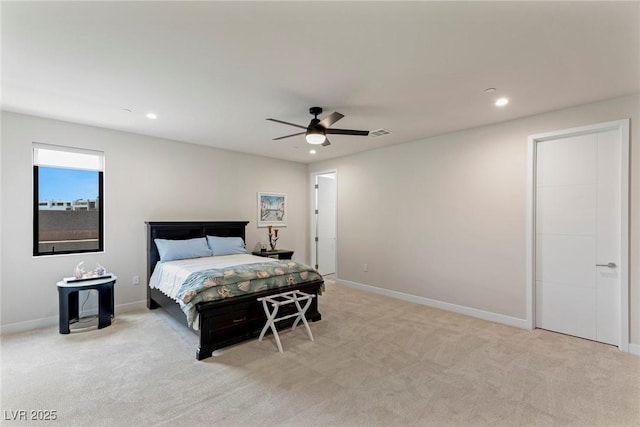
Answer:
257;192;287;227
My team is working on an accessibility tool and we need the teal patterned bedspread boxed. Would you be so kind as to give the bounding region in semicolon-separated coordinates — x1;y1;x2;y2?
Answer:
176;260;322;327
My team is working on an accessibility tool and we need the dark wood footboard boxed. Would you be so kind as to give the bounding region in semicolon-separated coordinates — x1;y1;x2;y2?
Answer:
194;279;323;360
149;279;323;360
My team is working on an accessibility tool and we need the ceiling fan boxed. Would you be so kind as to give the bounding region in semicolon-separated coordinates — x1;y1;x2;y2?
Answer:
267;107;369;147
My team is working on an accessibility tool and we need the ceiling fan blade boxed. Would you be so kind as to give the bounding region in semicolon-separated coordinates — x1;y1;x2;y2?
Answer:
266;118;307;130
322;139;331;147
318;112;344;128
326;128;369;136
273;131;305;141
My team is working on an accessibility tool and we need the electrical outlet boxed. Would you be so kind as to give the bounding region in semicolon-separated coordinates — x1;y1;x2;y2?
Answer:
363;263;368;272
132;275;140;285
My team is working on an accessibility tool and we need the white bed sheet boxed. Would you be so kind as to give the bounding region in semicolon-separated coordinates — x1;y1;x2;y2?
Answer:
149;253;277;300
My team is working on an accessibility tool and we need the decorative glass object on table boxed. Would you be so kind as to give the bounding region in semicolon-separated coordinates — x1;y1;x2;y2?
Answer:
68;261;109;282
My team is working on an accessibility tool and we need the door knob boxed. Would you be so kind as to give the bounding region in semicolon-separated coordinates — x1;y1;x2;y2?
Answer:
595;262;617;268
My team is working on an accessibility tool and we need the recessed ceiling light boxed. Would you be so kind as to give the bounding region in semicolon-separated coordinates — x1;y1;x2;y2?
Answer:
146;112;157;120
484;88;496;93
122;108;132;113
309;149;317;155
495;97;509;107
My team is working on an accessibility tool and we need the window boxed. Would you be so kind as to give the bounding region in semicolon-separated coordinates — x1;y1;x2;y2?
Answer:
33;143;104;256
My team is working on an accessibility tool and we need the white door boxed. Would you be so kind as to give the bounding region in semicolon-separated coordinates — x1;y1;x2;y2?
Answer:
535;127;624;346
313;173;337;275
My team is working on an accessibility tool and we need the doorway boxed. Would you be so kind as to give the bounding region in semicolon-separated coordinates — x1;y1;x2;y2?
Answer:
310;170;337;276
527;119;629;351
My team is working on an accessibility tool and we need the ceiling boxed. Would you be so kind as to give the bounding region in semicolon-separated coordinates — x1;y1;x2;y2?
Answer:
2;2;639;164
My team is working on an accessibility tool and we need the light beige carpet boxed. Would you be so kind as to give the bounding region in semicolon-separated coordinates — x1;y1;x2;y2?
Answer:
1;281;639;426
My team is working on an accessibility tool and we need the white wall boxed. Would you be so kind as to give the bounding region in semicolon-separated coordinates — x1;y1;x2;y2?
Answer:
310;93;640;348
0;112;309;333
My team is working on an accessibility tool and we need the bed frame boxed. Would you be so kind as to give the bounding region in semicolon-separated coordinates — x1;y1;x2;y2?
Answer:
146;221;323;360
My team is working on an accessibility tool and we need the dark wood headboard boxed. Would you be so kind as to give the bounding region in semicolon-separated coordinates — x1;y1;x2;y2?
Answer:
145;221;249;284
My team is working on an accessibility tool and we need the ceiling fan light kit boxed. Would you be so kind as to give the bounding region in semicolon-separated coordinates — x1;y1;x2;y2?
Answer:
267;106;369;148
305;129;326;145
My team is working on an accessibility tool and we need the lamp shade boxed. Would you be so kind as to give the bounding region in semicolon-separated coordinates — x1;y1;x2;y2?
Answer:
305;128;326;145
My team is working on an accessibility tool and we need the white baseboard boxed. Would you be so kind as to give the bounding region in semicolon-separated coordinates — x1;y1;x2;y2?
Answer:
116;300;147;314
629;343;640;356
336;279;530;330
0;314;60;336
0;300;147;336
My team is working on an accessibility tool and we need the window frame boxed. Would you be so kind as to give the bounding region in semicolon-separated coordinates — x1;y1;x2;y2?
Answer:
32;144;104;256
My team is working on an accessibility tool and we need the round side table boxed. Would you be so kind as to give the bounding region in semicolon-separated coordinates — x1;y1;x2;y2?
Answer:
56;276;116;334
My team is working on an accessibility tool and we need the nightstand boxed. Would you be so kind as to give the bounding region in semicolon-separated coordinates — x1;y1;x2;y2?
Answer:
252;249;294;260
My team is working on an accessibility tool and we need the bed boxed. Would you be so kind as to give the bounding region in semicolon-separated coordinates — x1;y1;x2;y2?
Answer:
146;221;324;360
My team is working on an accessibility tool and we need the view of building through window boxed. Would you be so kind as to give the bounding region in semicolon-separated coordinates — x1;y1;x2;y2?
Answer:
33;143;104;256
37;166;101;254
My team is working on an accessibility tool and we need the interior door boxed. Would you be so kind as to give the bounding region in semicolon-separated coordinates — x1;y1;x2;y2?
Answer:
315;173;336;275
535;128;621;345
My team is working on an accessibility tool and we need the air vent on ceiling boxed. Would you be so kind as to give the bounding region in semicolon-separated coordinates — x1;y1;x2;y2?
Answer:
369;128;391;137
